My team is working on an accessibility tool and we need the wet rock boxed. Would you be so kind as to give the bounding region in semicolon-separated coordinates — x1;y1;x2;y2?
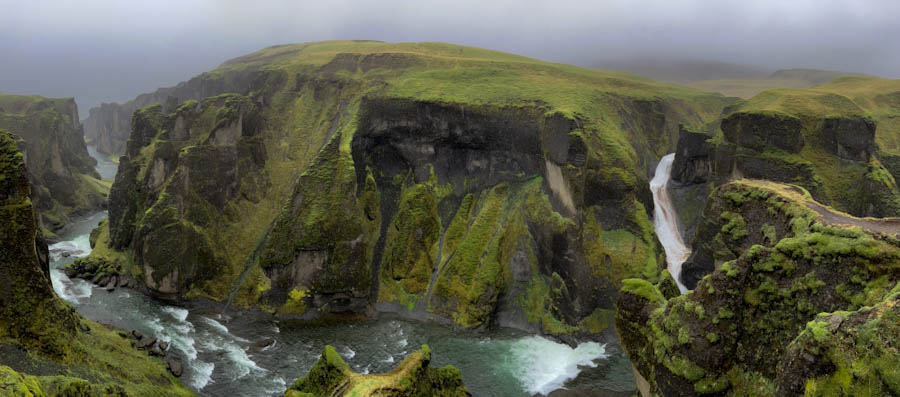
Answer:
158;341;169;352
250;338;275;352
150;345;165;357
131;330;143;340
105;276;117;292
137;337;156;350
165;358;183;377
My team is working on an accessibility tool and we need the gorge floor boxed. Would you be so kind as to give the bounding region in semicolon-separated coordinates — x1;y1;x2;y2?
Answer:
43;148;636;397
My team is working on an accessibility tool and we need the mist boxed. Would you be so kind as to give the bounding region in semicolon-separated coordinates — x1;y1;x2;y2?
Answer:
2;0;898;118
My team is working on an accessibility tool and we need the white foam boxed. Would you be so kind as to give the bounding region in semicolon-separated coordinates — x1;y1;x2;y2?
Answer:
397;338;408;348
50;268;93;303
162;306;189;322
202;317;230;335
342;346;356;359
509;336;607;395
382;355;394;364
224;342;265;378
190;360;215;390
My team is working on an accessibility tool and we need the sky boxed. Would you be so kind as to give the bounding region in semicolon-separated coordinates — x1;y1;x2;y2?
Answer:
1;0;898;118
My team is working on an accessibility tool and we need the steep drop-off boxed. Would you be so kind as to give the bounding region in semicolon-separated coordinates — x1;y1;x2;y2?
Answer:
79;40;735;338
0;129;193;396
0;94;109;234
616;179;900;396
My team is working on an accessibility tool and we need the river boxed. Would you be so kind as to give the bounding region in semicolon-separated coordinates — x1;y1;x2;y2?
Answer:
650;153;690;294
44;146;635;396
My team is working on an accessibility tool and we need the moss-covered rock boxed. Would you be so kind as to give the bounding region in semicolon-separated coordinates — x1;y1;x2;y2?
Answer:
0;94;108;232
0;129;79;355
284;345;470;397
616;180;900;396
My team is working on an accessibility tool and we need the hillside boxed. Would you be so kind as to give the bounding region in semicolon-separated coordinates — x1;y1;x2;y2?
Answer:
686;68;866;99
0;94;109;234
76;40;736;338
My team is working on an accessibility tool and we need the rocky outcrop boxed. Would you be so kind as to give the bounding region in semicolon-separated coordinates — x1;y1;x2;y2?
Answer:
104;95;264;300
83;68;264;155
0;95;107;232
616;180;900;396
284;345;470;397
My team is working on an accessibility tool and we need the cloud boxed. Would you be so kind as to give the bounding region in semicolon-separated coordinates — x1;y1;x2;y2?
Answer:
1;0;897;116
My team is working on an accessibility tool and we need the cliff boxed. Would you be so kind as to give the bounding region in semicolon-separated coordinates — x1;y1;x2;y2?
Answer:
615;180;900;396
77;40;735;338
0;129;193;395
284;345;470;397
670;77;900;240
83;68;261;155
0;94;109;233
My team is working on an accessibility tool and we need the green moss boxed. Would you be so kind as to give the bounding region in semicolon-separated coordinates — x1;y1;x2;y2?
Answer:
621;279;666;305
286;344;469;396
720;211;748;242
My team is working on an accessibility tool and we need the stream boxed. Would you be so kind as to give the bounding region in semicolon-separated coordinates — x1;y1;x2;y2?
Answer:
44;146;635;396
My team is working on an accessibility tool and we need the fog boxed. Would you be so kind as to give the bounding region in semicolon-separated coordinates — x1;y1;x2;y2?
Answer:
1;0;898;117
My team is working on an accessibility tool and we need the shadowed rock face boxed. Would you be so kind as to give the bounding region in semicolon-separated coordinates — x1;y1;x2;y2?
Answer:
821;116;876;162
721;111;805;153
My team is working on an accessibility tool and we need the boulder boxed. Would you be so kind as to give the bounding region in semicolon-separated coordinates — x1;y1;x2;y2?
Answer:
165;358;183;377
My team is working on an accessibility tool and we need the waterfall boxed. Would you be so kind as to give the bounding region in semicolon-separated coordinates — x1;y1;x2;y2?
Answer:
650;154;690;294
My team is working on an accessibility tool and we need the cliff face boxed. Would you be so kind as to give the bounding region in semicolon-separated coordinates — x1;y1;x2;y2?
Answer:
0;94;108;232
615;180;900;396
0;129;77;352
81;41;734;337
670;78;900;240
83;69;262;155
0;129;192;396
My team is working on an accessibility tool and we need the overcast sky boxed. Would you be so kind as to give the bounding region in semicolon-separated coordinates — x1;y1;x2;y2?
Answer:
1;0;898;117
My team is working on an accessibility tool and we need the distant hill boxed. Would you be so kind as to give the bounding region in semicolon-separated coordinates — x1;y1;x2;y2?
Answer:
686;68;868;99
594;57;771;83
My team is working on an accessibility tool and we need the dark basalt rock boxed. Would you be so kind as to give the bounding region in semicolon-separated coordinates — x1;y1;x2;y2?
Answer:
721;111;804;153
672;125;714;185
820;116;875;162
165;358;183;377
